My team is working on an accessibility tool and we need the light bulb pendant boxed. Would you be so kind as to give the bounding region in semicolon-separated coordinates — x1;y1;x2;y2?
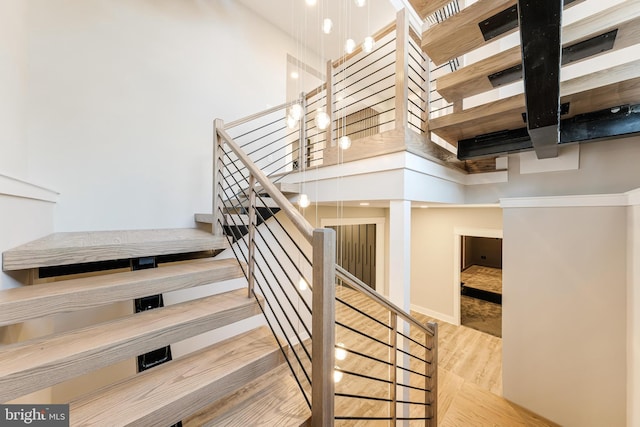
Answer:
298;277;308;291
334;367;343;383
299;193;311;208
290;103;303;121
286;114;297;129
335;343;347;361
363;36;375;53
323;18;333;34
345;38;356;54
315;110;330;130
339;136;351;150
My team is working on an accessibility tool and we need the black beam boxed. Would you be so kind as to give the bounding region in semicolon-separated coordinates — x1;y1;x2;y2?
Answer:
458;104;640;160
518;0;562;159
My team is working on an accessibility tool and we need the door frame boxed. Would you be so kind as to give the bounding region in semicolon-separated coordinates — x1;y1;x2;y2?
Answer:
321;217;386;296
453;227;503;326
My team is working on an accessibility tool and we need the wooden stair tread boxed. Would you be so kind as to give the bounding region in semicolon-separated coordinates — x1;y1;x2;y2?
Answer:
0;258;245;327
422;0;517;66
2;228;228;271
409;0;454;21
0;288;261;402
422;0;582;66
69;327;282;427
437;2;640;102
430;61;640;144
183;363;310;427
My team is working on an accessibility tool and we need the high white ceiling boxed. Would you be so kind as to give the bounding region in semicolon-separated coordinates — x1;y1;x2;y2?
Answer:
236;0;398;61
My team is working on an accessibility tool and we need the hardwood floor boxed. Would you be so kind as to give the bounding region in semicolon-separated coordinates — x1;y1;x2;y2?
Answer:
411;311;559;426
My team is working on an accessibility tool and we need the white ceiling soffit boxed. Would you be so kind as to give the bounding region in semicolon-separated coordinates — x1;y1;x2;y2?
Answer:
236;0;398;61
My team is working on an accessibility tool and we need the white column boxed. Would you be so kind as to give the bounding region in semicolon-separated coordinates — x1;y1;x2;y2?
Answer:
388;199;411;425
388;200;411;311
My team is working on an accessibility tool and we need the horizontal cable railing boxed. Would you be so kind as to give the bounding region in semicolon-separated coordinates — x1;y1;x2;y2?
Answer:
408;29;428;136
212;9;439;426
332;27;397;144
334;266;437;425
214;105;438;425
215;121;317;411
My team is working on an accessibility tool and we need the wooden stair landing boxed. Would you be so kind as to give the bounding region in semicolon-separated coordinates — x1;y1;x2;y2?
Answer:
69;327;283;426
2;228;227;271
0;257;244;327
184;363;311;427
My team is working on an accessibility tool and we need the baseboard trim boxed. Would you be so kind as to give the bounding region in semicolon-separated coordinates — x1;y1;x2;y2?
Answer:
0;173;59;203
410;303;457;325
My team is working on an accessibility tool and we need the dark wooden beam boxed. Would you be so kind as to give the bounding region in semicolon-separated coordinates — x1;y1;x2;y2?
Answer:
458;104;640;160
518;0;563;159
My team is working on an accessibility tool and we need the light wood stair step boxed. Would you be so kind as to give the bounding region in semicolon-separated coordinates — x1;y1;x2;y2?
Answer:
436;1;640;102
0;258;245;327
183;363;311;427
0;288;260;402
421;0;581;66
430;61;640;145
2;228;228;271
408;0;457;21
69;327;283;427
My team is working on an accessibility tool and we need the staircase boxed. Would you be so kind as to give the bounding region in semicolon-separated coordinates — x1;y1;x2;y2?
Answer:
0;228;310;425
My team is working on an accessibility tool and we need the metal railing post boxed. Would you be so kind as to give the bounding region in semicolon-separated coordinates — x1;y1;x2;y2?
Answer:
326;60;334;147
419;36;430;135
390;312;398;425
247;174;257;298
395;9;409;131
428;322;438;426
311;228;336;427
299;92;307;171
212;119;225;236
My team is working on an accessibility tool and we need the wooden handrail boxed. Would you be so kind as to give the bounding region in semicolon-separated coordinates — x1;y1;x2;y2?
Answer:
225;99;301;129
336;265;436;336
216;127;315;243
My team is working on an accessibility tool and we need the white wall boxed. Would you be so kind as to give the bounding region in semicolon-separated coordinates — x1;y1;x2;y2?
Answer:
466;137;640;203
629;191;640;427
0;178;57;404
24;0;310;232
410;207;503;322
0;0;28;178
502;203;627;427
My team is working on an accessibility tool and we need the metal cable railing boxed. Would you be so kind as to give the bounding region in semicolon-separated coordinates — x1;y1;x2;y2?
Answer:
408;29;428;135
332;28;397;143
334;266;437;424
210;9;439;425
213;104;438;425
